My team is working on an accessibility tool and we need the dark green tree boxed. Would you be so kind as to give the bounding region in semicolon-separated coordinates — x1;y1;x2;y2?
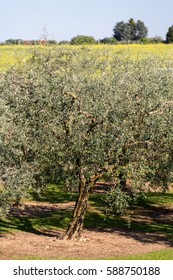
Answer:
135;20;148;40
113;21;132;41
5;39;23;45
70;35;96;45
113;18;148;41
100;37;118;44
166;25;173;43
59;40;70;45
47;40;57;45
128;18;137;40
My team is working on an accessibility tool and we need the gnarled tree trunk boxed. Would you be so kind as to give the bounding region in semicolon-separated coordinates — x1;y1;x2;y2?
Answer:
61;164;103;240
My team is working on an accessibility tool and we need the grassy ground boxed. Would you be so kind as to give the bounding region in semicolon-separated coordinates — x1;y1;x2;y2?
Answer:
1;185;172;235
0;184;173;259
115;248;173;260
9;249;173;260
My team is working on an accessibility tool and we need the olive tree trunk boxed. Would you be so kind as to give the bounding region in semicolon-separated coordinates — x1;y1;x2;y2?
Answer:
61;166;103;240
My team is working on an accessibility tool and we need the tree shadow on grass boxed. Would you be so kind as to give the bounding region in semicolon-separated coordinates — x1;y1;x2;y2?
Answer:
87;190;173;246
84;206;173;247
0;194;173;247
0;205;72;237
0;218;58;237
137;192;173;206
35;184;78;204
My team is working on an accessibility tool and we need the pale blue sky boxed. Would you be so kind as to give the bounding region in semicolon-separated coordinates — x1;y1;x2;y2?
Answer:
1;0;173;42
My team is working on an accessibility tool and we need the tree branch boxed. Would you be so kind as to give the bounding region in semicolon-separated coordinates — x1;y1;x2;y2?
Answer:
149;101;173;115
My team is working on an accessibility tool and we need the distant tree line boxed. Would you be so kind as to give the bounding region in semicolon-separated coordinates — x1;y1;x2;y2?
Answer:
4;39;57;45
2;19;173;45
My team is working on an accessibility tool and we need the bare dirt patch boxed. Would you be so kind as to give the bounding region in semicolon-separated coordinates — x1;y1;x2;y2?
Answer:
0;201;172;259
0;228;171;260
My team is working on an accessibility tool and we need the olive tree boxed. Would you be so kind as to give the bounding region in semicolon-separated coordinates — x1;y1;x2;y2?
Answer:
0;47;173;239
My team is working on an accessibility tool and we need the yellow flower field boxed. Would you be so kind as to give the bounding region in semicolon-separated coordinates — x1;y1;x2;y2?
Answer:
0;45;31;72
0;43;173;72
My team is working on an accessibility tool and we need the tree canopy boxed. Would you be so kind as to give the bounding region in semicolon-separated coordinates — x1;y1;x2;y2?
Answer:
70;35;96;45
100;37;118;44
166;25;173;43
0;47;173;238
113;18;148;41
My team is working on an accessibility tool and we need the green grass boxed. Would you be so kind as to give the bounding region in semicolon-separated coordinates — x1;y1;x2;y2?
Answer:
136;191;173;206
38;183;78;203
0;185;172;235
0;184;77;234
105;248;173;260
4;248;173;260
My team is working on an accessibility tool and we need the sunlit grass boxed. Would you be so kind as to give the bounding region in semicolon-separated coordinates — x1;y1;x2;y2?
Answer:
105;248;173;260
2;248;173;260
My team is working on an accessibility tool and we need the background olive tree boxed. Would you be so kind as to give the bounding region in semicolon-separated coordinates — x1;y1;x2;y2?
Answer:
0;47;173;239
